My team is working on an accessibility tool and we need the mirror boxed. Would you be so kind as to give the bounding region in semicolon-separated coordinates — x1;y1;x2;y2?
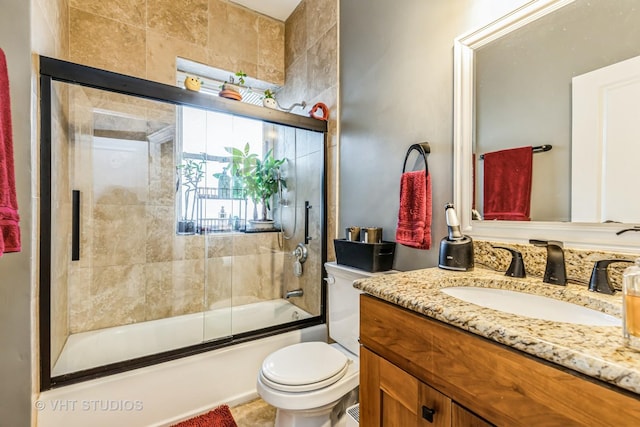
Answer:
453;0;640;250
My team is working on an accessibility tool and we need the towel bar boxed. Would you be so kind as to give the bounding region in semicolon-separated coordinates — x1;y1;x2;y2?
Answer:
402;142;430;175
478;144;552;160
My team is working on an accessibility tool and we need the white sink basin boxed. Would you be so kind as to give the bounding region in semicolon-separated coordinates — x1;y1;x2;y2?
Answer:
441;286;621;326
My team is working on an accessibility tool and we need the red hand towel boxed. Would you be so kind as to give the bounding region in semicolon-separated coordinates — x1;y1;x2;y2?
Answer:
396;170;432;250
483;146;532;221
0;48;21;255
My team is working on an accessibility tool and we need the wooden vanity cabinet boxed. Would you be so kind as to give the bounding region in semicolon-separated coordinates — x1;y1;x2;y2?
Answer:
359;294;640;427
361;346;492;426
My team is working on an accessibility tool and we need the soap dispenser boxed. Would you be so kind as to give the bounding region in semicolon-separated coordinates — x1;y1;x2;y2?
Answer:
438;203;474;271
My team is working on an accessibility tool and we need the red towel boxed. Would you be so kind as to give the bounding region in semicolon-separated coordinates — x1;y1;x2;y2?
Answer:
483;146;532;221
0;48;21;255
396;170;432;249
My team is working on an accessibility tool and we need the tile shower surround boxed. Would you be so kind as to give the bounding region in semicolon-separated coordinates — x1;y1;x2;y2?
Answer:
51;95;321;346
68;0;285;86
44;0;337;377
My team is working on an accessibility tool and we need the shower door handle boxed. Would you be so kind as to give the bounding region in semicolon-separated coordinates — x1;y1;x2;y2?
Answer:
72;190;80;261
304;201;312;244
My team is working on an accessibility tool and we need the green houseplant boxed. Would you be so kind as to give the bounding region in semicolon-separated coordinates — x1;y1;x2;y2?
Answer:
263;89;278;109
225;143;286;226
176;158;205;233
220;71;248;97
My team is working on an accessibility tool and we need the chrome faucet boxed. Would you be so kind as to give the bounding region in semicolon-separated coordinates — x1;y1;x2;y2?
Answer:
285;289;304;299
529;239;567;285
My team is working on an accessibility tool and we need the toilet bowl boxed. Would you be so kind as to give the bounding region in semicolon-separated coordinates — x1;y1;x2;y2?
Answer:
257;342;359;426
257;262;395;427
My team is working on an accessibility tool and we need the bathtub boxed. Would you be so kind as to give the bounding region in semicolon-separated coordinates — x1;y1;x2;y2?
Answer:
37;306;326;427
53;299;313;376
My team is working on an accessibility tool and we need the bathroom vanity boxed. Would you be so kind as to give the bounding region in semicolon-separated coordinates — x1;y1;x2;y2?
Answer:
356;268;640;426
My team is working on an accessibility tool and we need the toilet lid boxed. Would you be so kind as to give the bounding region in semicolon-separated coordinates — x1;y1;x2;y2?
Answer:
261;342;349;391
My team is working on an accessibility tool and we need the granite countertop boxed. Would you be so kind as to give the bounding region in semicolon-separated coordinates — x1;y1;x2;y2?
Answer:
353;267;640;395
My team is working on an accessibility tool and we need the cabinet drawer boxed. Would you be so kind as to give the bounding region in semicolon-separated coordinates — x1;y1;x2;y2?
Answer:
360;294;640;426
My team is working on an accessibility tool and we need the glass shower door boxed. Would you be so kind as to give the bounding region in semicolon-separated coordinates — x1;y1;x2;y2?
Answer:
48;82;231;377
41;56;327;388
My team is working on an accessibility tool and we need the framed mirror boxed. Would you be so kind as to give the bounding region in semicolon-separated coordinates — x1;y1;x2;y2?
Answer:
453;0;640;251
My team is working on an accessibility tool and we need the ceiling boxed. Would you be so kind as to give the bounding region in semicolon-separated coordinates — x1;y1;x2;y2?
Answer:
230;0;302;21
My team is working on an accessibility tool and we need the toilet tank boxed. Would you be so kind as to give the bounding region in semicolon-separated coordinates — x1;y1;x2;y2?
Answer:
324;262;395;356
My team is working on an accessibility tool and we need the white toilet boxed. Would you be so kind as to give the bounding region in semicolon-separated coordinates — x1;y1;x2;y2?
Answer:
257;262;391;427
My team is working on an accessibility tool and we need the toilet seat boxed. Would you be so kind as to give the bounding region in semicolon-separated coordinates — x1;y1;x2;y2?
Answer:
260;342;349;392
260;362;350;392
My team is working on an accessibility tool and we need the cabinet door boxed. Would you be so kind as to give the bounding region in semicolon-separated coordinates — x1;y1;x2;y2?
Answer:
452;403;494;427
360;347;451;426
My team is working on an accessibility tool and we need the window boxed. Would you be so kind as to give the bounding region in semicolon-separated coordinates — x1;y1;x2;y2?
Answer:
178;107;265;233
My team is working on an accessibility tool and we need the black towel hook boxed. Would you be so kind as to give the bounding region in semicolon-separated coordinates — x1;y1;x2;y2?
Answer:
402;142;430;176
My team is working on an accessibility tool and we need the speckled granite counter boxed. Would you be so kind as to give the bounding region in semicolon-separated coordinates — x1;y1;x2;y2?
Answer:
354;267;640;395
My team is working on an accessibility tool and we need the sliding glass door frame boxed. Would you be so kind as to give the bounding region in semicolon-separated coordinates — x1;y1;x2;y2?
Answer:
39;56;327;390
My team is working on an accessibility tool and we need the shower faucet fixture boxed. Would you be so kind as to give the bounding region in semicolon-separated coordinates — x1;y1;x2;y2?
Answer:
292;243;308;277
292;243;308;263
285;289;304;299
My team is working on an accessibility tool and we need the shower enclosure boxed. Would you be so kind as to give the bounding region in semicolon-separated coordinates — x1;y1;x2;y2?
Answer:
39;57;327;389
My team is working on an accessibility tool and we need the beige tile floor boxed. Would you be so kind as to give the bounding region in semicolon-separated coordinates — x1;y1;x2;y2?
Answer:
230;398;276;427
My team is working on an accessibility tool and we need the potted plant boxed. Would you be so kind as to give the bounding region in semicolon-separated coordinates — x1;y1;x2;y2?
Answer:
225;142;286;230
263;89;278;109
219;71;247;101
176;158;205;234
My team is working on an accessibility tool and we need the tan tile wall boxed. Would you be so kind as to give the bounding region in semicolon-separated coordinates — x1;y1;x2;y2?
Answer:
67;0;285;86
273;126;324;316
33;0;69;60
50;0;333;334
63;86;288;333
49;84;71;365
33;0;70;366
281;0;338;261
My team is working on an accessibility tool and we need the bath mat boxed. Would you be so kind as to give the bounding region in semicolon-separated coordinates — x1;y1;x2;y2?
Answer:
171;405;238;427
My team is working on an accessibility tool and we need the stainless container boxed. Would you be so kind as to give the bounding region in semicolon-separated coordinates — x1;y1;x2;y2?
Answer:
345;226;361;241
363;227;382;244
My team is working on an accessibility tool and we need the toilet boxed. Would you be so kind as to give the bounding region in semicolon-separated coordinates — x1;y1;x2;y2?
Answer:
257;262;393;427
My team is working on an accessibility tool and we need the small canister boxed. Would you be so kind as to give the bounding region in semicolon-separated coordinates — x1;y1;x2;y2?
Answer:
623;258;640;350
363;227;382;244
345;226;361;242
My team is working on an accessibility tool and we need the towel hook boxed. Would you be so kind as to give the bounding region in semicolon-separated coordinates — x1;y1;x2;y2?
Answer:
402;142;430;176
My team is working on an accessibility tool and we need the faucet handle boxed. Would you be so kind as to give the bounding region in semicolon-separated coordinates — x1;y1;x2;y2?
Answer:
529;239;563;249
492;246;526;278
588;259;634;294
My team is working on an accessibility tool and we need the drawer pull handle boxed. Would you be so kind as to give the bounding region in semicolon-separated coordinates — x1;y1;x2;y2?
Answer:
422;405;436;422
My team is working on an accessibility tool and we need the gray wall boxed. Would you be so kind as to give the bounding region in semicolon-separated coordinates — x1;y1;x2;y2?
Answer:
339;0;528;271
0;0;33;425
